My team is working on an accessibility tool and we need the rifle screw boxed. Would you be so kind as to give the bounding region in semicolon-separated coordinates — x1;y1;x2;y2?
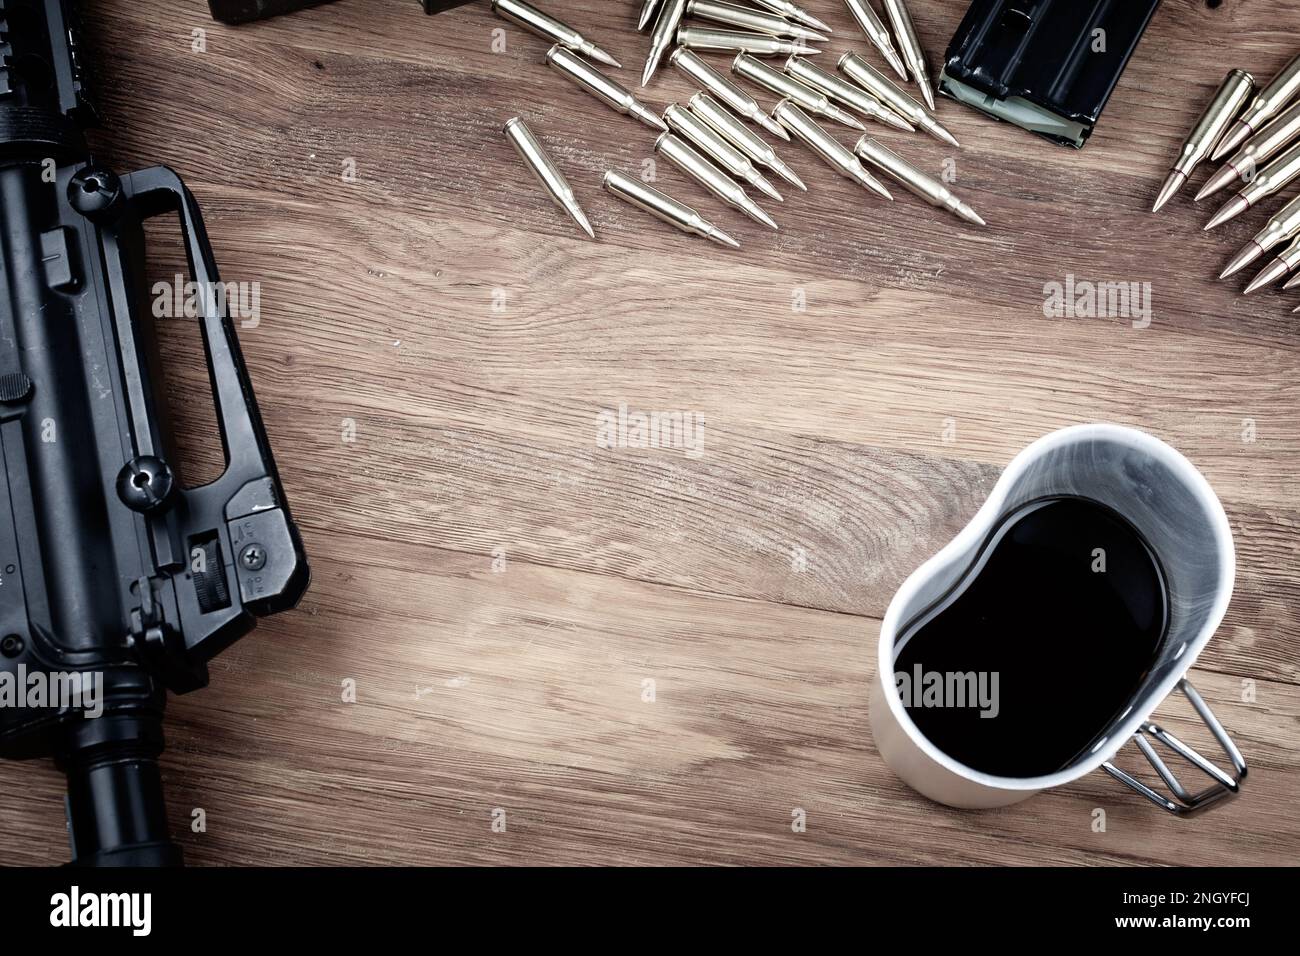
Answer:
240;544;266;571
68;167;124;222
0;634;23;658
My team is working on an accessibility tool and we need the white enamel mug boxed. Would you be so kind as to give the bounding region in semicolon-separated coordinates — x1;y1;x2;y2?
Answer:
870;424;1246;816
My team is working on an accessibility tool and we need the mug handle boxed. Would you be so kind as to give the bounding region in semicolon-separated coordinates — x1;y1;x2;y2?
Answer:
1101;679;1247;816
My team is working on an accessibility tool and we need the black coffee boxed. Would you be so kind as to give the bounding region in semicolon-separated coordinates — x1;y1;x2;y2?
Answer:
892;496;1168;777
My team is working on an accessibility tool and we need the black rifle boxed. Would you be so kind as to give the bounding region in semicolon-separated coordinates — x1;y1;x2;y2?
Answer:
0;0;309;864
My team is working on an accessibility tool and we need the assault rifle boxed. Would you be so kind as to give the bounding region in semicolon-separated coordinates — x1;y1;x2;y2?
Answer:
0;0;309;864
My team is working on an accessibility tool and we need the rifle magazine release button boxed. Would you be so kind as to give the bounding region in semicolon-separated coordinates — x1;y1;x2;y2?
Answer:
0;372;33;403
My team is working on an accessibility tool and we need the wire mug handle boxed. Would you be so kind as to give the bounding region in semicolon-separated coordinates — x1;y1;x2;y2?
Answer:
1101;679;1247;816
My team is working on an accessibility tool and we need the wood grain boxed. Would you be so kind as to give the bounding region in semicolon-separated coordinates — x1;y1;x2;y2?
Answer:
1;0;1297;865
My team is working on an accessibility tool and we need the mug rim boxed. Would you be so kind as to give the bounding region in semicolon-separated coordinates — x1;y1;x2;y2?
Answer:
876;423;1236;792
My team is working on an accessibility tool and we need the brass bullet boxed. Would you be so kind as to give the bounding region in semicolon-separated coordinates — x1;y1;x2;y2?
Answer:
492;0;622;68
677;26;821;57
1204;139;1300;231
733;53;865;131
655;132;779;229
1214;54;1300;160
750;0;832;33
881;0;935;110
644;0;687;86
773;99;893;200
1198;100;1300;201
1221;193;1300;279
785;56;915;132
671;46;791;140
689;91;807;191
853;136;985;225
838;52;959;147
1152;69;1255;212
603;169;740;246
1243;234;1300;294
504;117;595;238
664;102;785;201
547;45;667;131
687;0;828;42
843;0;908;80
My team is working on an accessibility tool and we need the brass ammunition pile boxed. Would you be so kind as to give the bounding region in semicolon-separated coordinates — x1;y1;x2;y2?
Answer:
1155;54;1300;307
494;0;983;248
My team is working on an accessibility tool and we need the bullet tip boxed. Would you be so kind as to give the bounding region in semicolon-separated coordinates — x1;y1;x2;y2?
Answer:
586;43;622;69
759;114;791;140
753;173;784;203
641;55;659;88
1220;242;1264;279
749;203;779;230
1152;170;1185;213
1204;195;1248;231
880;110;915;132
863;43;904;80
1284;272;1300;290
1244;260;1286;294
565;195;595;239
1194;163;1238;202
860;174;892;200
917;78;937;112
775;162;807;192
637;103;669;131
958;203;986;227
1211;122;1251;162
925;120;959;148
799;11;833;33
710;227;741;248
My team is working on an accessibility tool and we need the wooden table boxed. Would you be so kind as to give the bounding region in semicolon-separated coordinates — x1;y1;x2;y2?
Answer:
2;0;1297;865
